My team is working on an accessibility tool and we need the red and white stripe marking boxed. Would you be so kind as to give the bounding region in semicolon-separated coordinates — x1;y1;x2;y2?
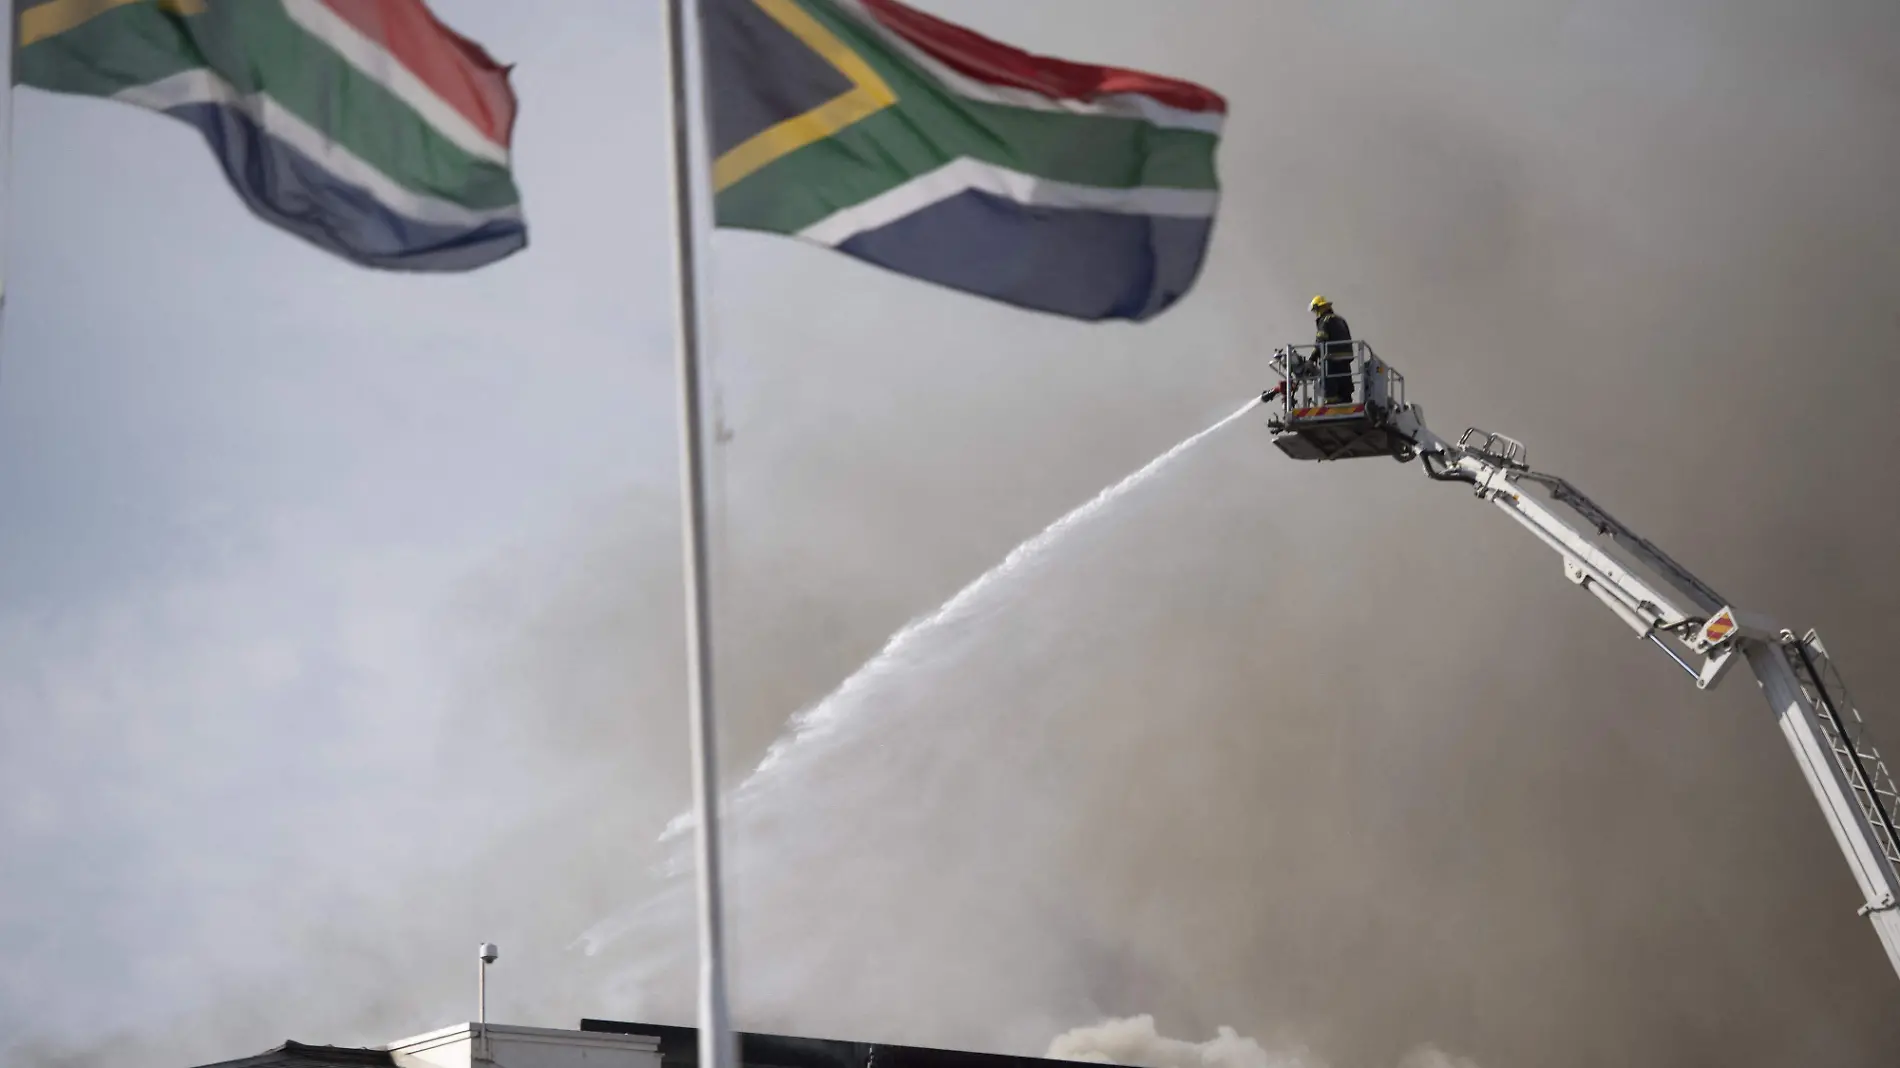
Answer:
282;0;516;164
833;0;1227;134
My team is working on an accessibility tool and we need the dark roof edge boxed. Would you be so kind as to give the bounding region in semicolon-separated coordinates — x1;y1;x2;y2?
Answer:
197;1040;394;1068
578;1019;1104;1068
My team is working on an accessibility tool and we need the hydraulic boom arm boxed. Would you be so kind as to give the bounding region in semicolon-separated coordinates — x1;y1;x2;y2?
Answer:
1425;421;1900;977
1263;345;1900;980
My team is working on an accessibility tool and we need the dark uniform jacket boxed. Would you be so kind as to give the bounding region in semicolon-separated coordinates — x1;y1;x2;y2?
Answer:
1316;311;1352;356
1315;311;1353;401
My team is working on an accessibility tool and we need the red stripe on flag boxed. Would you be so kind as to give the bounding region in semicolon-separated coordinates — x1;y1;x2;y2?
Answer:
314;0;517;148
856;0;1226;115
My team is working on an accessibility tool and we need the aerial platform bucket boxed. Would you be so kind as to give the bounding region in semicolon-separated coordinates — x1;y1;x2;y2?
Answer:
1264;341;1418;462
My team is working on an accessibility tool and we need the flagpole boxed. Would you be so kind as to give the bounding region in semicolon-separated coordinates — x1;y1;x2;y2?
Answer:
661;3;736;1068
2;7;15;324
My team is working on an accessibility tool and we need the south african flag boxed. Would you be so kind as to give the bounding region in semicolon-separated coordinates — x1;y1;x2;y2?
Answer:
12;0;526;272
702;0;1226;322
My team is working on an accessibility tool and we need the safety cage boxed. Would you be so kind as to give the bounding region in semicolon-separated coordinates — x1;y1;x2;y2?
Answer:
1265;341;1415;462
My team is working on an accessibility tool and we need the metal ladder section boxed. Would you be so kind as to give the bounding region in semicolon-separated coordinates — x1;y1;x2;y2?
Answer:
1786;631;1900;873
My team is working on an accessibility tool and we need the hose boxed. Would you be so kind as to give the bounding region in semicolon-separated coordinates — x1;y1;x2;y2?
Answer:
1421;450;1478;484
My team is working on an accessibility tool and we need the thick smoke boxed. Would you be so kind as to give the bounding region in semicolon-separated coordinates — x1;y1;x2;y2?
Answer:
14;0;1900;1066
1045;1016;1479;1068
585;2;1900;1065
1049;1017;1322;1068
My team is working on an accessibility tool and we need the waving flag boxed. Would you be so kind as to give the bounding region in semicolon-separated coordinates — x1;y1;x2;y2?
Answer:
702;0;1226;322
12;0;527;271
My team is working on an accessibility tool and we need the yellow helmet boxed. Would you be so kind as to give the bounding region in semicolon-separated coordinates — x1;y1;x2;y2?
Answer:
1310;295;1332;312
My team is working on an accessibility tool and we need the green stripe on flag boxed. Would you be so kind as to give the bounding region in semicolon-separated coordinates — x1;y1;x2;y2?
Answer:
714;0;1219;235
718;107;1212;235
13;4;201;95
15;0;519;212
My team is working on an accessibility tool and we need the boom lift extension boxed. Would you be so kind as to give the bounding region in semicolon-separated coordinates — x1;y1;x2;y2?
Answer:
1263;342;1900;980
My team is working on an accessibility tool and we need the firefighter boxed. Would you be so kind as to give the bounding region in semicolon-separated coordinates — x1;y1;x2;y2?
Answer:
1311;296;1354;404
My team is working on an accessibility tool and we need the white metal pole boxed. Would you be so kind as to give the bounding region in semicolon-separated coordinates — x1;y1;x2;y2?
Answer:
661;3;737;1068
3;1;16;323
477;943;498;1060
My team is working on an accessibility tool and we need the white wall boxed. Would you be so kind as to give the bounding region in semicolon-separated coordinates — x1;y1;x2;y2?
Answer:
387;1023;662;1068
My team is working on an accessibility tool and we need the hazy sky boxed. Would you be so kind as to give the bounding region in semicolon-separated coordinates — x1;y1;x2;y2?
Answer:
3;3;1900;1068
0;0;676;1047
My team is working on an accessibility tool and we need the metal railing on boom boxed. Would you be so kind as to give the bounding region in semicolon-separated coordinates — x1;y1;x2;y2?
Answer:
1788;632;1900;872
1267;341;1408;414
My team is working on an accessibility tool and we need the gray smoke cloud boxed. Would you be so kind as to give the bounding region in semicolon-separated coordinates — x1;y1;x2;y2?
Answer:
580;2;1900;1064
1045;1016;1480;1068
13;0;1900;1067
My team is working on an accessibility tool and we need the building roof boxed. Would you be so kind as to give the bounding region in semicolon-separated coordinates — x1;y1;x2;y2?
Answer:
197;1040;393;1068
195;1020;1100;1068
580;1019;1090;1068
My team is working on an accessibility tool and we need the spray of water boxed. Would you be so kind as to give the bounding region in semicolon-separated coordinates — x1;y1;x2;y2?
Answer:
579;398;1259;952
